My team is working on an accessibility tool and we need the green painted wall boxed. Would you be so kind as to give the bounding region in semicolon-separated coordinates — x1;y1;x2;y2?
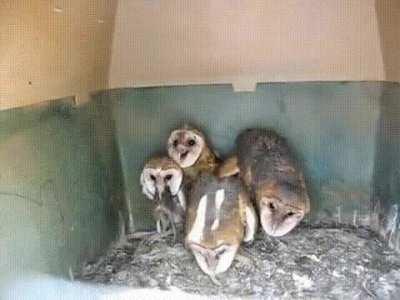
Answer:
103;82;384;231
373;83;400;249
0;98;118;281
1;81;399;283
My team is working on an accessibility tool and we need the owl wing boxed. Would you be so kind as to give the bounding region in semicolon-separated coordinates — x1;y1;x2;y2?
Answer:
217;155;240;178
238;190;257;243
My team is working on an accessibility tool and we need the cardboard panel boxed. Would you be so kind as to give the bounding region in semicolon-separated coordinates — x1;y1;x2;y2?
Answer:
0;0;117;110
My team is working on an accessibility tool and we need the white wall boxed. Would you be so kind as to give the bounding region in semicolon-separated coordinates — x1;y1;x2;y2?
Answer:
0;0;117;110
109;0;385;90
2;0;400;110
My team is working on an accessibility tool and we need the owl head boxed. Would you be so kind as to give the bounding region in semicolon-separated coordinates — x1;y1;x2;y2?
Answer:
167;125;207;168
257;180;309;237
140;157;183;201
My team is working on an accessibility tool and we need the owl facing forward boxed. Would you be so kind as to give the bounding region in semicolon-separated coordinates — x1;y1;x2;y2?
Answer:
140;157;186;234
167;125;219;183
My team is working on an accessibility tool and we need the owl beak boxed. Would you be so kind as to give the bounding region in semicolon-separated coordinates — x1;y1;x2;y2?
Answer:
177;145;189;158
154;181;166;201
180;151;189;160
177;145;186;153
204;252;218;271
157;188;165;200
153;190;160;202
271;222;278;234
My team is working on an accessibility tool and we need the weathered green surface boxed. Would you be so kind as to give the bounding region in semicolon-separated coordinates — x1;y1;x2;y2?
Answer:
0;98;118;280
103;82;384;231
1;81;399;284
373;83;400;249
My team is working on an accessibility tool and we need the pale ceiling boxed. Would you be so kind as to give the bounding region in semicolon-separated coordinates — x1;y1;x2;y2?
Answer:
1;0;399;110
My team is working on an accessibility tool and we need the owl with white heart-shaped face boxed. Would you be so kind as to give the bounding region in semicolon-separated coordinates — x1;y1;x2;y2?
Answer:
218;128;310;237
140;157;186;238
167;125;219;183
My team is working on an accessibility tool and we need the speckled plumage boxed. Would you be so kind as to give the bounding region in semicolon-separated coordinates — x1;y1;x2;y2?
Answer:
185;173;257;282
186;174;245;248
236;128;309;212
218;128;310;237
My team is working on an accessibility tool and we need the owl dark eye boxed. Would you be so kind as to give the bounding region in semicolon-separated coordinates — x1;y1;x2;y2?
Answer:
268;202;275;210
216;248;226;256
287;211;294;217
188;139;196;146
173;140;179;147
165;174;172;181
150;175;156;181
215;245;228;258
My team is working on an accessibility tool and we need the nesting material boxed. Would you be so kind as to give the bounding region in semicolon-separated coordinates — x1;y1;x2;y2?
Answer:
78;224;400;299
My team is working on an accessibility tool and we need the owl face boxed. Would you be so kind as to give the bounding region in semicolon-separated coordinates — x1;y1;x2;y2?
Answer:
259;198;304;237
188;242;239;277
258;184;306;237
140;157;183;201
167;128;205;168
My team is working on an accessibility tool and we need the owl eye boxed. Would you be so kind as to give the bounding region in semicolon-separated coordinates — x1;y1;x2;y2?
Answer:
215;245;228;258
216;248;226;256
150;175;156;181
287;211;294;217
173;140;179;147
165;174;172;181
268;202;275;210
188;139;196;146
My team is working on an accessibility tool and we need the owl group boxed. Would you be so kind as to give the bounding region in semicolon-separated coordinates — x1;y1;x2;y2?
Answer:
140;125;310;285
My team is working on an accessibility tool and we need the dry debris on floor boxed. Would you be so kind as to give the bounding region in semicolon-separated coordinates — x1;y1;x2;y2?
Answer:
78;224;400;299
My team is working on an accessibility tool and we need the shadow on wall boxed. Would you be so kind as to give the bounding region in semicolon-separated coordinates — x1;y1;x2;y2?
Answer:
372;83;400;250
375;0;400;83
374;1;400;251
0;98;119;281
